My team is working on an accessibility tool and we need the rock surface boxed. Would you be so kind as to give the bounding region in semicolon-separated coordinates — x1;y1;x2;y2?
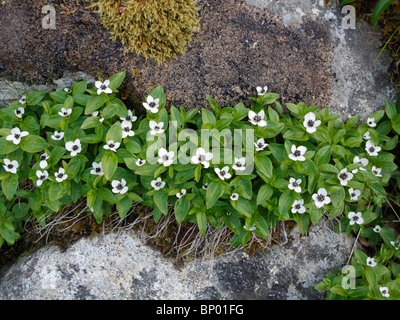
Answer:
0;0;395;121
0;219;356;300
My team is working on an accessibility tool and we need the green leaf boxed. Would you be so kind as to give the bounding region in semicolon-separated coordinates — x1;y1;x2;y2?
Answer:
27;91;46;106
97;187;117;204
72;81;87;96
20;135;49;153
102;103;119;119
108;71;126;90
206;181;224;209
385;100;397;119
106;122;122;143
278;191;294;220
315;145;332;167
255;155;273;179
196;210;208;235
372;0;395;28
85;95;105;115
174;199;190;223
0;137;19;154
294;213;309;235
154;191;168;215
202;109;216;128
116;196;132;219
80;116;100;130
102;151;118;180
48;182;65;201
124;140;141;154
2;175;18;200
309;206;324;225
256;184;273;205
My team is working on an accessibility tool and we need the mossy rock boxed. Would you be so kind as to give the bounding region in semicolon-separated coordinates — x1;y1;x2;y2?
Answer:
91;0;200;64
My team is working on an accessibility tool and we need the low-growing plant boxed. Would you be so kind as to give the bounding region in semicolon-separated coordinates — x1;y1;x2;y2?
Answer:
0;71;399;272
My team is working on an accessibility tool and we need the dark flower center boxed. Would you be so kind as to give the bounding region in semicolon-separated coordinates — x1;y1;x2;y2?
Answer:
7;164;13;169
72;145;79;151
254;115;261;122
117;184;123;190
317;194;325;202
351;192;356;197
220;170;226;176
155;182;161;187
95;167;101;173
58;173;64;178
100;85;107;90
124;127;130;132
149;102;156;108
307;120;314;127
162;155;169;161
257;142;264;148
126;116;132;121
352;216;359;221
55;135;60;139
295;204;301;209
40;155;47;160
339;173;348;180
292;181;299;187
14;134;20;139
369;147;375;153
235;162;242;167
40;175;46;180
109;143;115;148
198;155;206;162
293;150;301;157
16;110;21;114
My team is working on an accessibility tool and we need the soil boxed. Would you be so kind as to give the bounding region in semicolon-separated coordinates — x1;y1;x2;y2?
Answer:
0;0;333;112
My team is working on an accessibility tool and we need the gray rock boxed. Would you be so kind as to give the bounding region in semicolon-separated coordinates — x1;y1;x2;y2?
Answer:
246;0;396;122
0;219;357;300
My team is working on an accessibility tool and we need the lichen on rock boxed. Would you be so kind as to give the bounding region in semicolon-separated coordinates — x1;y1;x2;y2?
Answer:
90;0;200;64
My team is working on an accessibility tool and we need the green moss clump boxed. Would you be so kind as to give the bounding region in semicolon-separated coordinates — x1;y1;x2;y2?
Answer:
91;0;200;64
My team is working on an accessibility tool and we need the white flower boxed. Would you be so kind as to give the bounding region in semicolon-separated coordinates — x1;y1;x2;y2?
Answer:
65;139;82;157
312;188;331;208
380;287;390;298
303;112;321;134
367;117;377;127
151;177;165;190
348;188;361;201
6;127;29;145
254;138;268;151
288;178;302;193
373;225;382;233
99;115;104;123
14;107;24;118
256;86;268;95
248;110;267;127
111;178;128;194
372;166;382;177
214;166;231;180
291;199;306;214
55;168;68;182
58;107;72;117
176;189;186;199
366;257;377;267
121;120;135;138
352;156;369;173
232;157;246;171
390;240;400;250
158;148;174;167
230;193;239;201
365;140;381;157
289;145;307;162
348;211;364;225
51;131;64;141
90;162;104;176
103;140;120;152
64;88;71;93
89;111;99;117
191;147;213;168
120;110;137;123
95;79;112;95
19;95;26;104
36;170;49;186
136;158;146;166
149;121;165;135
3;158;18;174
202;183;208;190
39;153;49;169
338;168;353;186
363;131;371;140
143;95;160;113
